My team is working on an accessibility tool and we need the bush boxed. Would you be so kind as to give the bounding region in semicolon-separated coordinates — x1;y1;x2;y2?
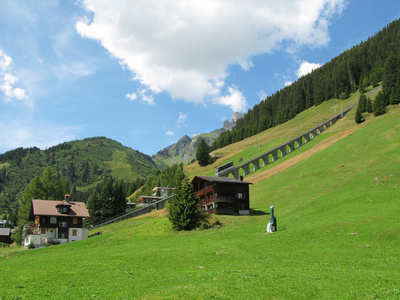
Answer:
28;242;36;249
47;239;60;246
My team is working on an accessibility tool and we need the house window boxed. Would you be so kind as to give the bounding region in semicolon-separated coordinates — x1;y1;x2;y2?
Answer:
41;228;46;234
72;229;77;236
72;218;78;225
237;193;245;199
50;217;57;224
62;207;68;213
59;221;68;228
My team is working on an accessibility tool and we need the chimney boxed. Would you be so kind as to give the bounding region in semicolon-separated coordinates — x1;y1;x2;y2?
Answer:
64;194;71;203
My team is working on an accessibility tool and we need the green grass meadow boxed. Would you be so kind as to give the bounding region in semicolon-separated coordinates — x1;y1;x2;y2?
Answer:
1;105;400;299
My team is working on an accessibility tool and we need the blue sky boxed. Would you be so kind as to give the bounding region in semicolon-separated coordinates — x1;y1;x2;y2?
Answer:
0;0;399;156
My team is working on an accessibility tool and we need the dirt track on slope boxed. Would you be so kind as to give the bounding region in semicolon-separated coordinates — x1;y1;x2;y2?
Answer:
245;126;360;184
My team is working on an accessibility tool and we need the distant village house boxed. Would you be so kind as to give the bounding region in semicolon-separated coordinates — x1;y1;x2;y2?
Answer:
152;186;175;197
0;227;12;244
135;195;164;205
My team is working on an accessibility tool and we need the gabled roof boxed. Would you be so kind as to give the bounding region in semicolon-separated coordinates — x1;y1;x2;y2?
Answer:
31;200;90;218
56;200;72;207
192;176;252;185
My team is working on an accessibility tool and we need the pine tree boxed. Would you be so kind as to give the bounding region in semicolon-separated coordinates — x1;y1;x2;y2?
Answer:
101;178;114;219
355;106;365;124
167;177;203;231
358;93;367;113
196;138;210;167
112;180;126;216
373;91;387;116
86;190;101;224
366;97;373;113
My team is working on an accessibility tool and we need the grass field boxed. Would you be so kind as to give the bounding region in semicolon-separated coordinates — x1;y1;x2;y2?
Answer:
1;102;399;299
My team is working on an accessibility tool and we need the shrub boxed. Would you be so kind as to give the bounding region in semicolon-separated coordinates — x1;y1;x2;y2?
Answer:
47;239;60;246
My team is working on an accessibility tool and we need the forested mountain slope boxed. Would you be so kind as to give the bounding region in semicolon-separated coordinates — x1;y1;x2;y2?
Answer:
211;18;400;151
0;137;157;214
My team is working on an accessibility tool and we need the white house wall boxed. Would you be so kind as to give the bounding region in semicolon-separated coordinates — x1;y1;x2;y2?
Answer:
68;228;88;242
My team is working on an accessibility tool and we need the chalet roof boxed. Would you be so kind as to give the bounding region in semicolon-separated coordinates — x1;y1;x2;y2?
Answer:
56;200;72;207
192;176;252;185
0;228;10;236
31;200;90;218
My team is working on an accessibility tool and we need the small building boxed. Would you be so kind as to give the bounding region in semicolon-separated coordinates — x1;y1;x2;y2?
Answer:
151;186;175;197
0;228;12;244
23;195;90;247
135;195;164;205
192;176;251;215
126;201;136;209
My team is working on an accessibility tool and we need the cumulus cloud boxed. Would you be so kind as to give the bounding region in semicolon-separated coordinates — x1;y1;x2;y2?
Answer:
76;0;345;111
166;131;175;136
177;112;188;128
296;61;323;78
0;50;30;106
215;86;248;112
126;92;137;101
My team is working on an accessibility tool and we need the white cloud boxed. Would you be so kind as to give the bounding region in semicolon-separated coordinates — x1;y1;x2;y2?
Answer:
177;112;188;128
285;81;294;87
139;89;155;105
257;90;267;101
166;131;175;136
0;50;30;106
296;61;323;78
76;0;346;110
126;92;137;101
214;86;248;112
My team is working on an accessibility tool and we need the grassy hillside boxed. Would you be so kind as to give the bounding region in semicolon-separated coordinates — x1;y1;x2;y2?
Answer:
1;102;399;298
184;93;360;180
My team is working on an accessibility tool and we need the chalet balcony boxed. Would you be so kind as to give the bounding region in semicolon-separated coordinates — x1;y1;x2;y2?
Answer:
196;185;214;195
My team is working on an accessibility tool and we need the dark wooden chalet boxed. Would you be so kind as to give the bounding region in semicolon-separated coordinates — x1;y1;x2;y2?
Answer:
192;176;251;215
24;195;90;247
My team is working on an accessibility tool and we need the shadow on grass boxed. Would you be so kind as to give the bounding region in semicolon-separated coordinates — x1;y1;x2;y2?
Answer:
249;208;268;216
